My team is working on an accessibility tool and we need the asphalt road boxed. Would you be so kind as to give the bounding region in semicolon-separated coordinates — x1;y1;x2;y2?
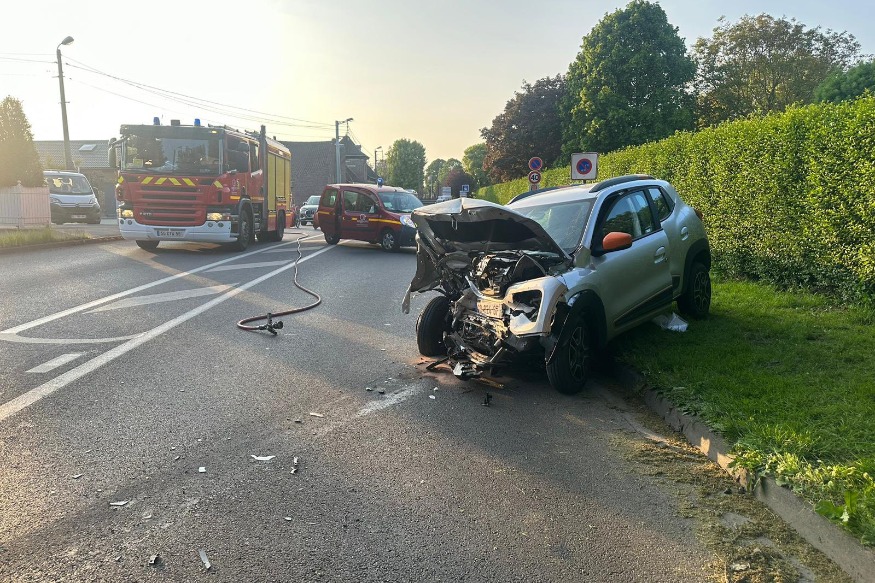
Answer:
0;230;829;581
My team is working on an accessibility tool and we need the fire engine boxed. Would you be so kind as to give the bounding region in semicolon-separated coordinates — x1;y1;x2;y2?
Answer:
112;119;291;251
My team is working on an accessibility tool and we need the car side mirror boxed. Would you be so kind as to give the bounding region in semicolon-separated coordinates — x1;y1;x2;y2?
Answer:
602;231;633;252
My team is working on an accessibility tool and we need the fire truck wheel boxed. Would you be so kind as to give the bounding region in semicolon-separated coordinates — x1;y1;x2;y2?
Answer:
260;210;286;243
232;208;253;251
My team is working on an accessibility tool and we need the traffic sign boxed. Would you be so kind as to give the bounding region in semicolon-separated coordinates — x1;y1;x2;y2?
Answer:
461;184;469;193
528;170;541;184
528;157;544;172
570;153;598;180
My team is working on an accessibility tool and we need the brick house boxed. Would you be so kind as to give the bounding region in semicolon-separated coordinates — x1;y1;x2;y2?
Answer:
282;135;377;206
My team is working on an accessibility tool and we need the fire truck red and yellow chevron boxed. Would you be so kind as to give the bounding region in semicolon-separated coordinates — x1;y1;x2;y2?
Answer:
117;176;223;189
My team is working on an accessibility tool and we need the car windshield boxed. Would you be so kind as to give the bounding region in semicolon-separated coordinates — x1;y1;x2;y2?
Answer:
511;199;594;252
45;175;92;195
305;196;320;205
122;132;222;175
379;192;423;213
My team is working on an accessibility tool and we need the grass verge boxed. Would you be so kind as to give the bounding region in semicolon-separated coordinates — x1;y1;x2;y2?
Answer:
0;227;91;248
611;278;875;546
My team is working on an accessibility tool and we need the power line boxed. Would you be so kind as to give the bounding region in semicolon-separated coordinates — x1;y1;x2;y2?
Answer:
64;57;335;129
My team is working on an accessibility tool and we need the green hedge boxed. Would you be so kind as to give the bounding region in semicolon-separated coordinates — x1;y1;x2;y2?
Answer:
477;97;875;305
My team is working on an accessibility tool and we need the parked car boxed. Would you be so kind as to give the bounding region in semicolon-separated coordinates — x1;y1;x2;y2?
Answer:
297;195;321;227
43;170;102;224
316;183;423;251
434;194;452;203
404;174;712;394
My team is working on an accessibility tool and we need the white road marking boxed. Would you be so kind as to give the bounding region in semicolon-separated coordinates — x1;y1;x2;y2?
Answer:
0;244;335;423
26;353;83;373
0;333;141;345
356;386;421;417
86;284;236;313
206;261;290;272
0;235;322;335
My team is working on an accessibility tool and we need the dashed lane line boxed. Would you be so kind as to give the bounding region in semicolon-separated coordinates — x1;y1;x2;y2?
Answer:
0;244;335;423
26;353;84;374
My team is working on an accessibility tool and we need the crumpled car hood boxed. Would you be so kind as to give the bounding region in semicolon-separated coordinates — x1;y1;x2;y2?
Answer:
402;198;571;312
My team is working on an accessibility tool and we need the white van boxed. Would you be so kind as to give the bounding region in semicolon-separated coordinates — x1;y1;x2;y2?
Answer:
43;170;102;224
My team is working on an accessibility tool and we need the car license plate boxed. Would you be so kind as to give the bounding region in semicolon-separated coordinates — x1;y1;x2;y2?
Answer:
156;229;184;238
71;214;86;219
477;300;503;319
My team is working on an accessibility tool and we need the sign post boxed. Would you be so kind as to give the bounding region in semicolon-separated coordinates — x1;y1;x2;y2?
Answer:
528;157;544;190
570;153;598;181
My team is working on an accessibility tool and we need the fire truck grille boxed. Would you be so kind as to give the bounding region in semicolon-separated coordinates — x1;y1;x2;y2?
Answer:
137;206;205;226
141;187;199;195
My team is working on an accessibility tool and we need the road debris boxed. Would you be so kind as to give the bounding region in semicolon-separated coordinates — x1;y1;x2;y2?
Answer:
198;549;212;570
652;312;688;332
378;389;385;395
294;419;302;424
198;467;206;473
426;356;450;371
72;474;83;480
142;513;153;520
250;455;276;461
309;412;324;418
291;457;300;474
284;516;293;521
173;456;181;461
365;387;373;392
477;376;504;389
148;554;161;567
109;501;129;507
483;393;493;407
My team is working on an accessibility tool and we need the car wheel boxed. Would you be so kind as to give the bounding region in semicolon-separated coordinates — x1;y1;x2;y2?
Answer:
324;232;340;245
380;229;400;252
136;240;159;251
416;295;451;357
546;316;592;395
678;262;711;319
231;207;253;251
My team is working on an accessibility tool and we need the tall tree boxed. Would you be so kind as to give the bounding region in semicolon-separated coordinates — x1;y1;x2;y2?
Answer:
384;138;426;192
693;14;860;127
814;59;875;103
560;0;695;157
462;143;489;189
443;166;475;198
482;75;566;183
437;158;461;187
424;158;445;197
0;96;43;187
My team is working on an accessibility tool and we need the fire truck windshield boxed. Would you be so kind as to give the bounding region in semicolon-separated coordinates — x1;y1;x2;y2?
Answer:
122;132;222;175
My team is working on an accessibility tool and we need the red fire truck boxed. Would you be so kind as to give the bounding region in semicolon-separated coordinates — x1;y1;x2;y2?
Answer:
113;119;292;251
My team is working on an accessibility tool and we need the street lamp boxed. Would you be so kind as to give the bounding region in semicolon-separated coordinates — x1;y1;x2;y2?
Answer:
56;36;74;171
374;146;382;178
335;117;353;183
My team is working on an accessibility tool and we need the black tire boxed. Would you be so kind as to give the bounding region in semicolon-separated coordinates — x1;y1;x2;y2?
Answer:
678;262;711;319
260;210;286;243
416;296;451;357
546;316;592;395
380;228;400;252
136;240;159;251
232;207;253;251
324;232;340;245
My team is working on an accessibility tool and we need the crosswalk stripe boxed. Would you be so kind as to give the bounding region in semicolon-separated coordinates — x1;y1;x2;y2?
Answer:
26;353;83;373
86;284;235;314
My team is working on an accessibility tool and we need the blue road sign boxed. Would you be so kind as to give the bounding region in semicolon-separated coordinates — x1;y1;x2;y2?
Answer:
576;158;592;175
528;157;544;171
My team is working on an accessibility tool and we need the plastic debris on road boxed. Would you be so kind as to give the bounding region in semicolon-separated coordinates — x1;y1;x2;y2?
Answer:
198;549;212;570
72;473;83;479
284;516;293;521
429;395;436;400
109;501;129;507
309;412;324;418
250;455;276;461
148;554;161;567
198;467;206;473
291;456;300;474
652;312;688;332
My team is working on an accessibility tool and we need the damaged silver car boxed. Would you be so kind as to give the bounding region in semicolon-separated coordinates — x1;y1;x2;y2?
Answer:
403;174;712;394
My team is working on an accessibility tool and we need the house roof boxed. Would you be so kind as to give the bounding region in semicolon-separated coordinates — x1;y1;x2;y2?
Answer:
33;140;111;170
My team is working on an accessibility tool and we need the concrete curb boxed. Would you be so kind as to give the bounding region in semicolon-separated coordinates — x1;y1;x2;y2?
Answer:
0;236;123;255
612;363;875;583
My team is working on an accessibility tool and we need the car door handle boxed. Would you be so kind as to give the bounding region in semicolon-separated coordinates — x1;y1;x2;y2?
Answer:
680;226;689;241
654;246;666;264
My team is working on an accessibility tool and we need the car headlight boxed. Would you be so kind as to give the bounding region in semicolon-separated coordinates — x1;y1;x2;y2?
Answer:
400;215;415;228
118;209;134;219
206;212;230;221
49;196;61;205
90;196;99;205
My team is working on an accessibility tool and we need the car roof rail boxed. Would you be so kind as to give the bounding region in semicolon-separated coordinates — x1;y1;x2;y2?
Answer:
507;185;563;205
589;174;655;193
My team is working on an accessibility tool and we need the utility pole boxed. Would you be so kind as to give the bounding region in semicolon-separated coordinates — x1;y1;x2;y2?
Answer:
374;146;382;178
56;36;74;171
335;117;352;184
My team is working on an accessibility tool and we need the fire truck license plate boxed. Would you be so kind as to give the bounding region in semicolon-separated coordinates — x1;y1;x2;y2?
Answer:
71;215;86;219
156;229;184;238
477;300;503;319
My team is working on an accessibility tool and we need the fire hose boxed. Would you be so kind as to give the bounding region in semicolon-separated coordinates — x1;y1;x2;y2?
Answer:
236;232;322;335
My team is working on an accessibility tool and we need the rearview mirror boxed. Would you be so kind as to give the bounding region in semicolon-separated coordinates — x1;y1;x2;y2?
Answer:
602;231;633;252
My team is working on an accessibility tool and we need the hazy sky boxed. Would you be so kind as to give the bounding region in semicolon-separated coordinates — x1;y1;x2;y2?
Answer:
1;0;872;165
